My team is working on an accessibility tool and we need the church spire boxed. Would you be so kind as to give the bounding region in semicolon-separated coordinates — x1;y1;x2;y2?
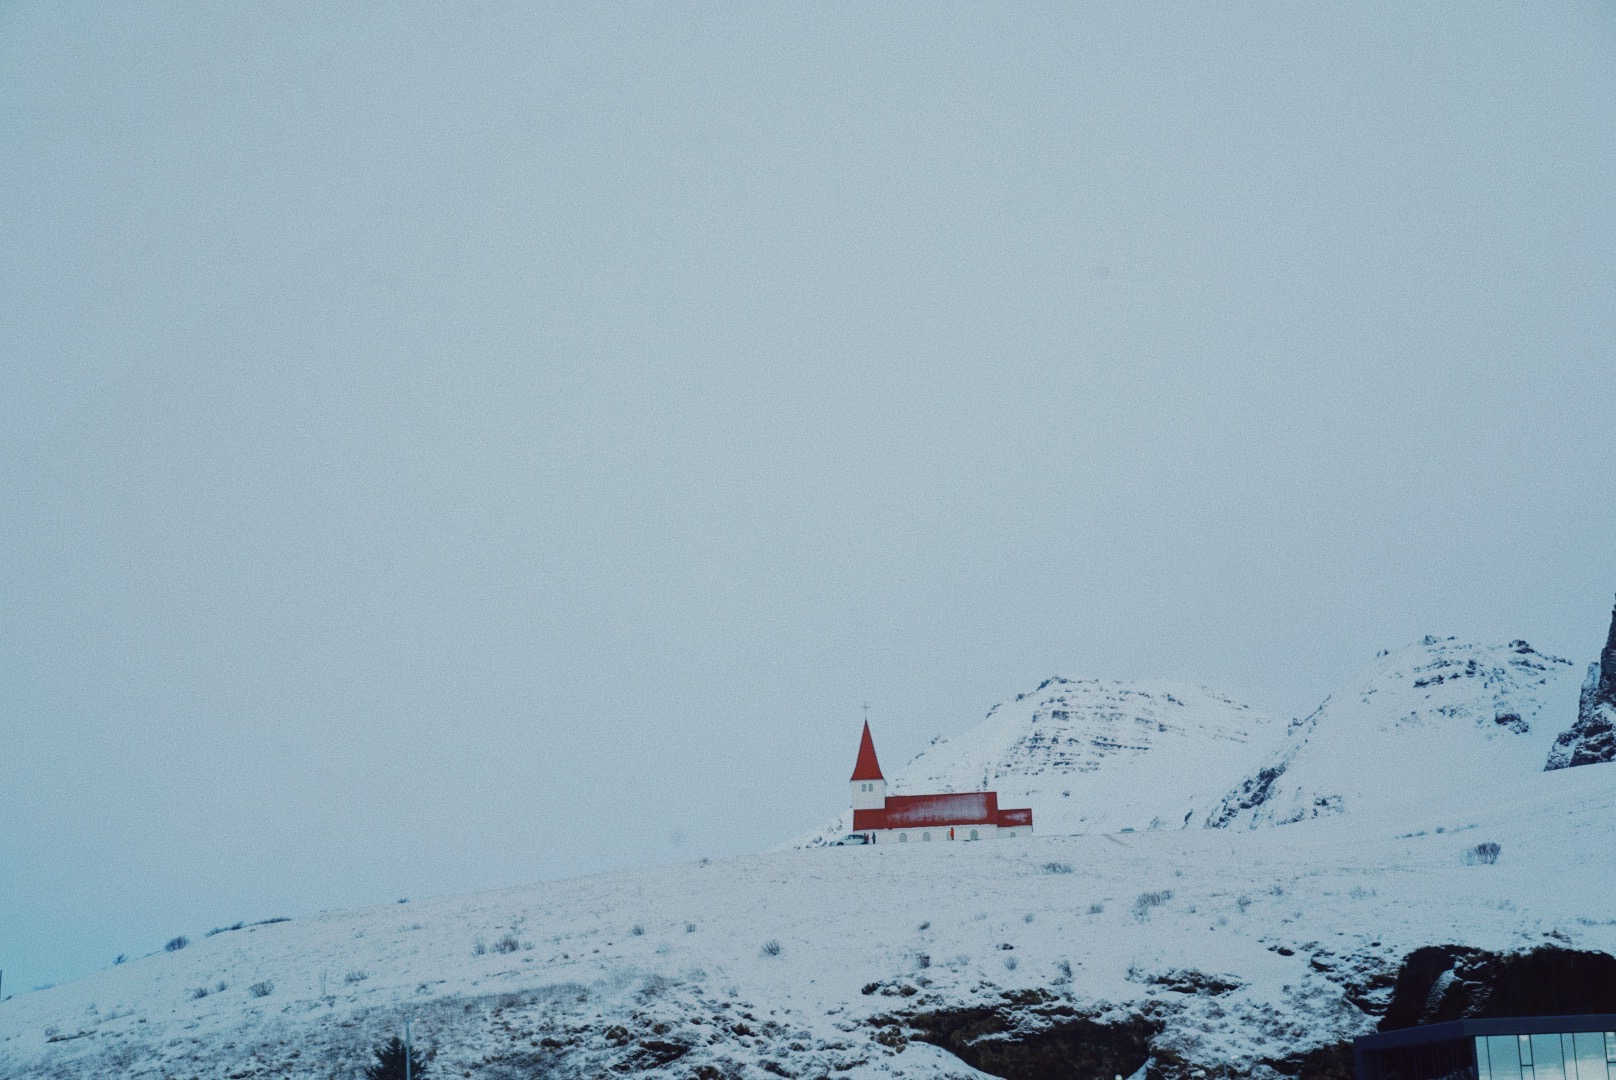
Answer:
850;720;884;782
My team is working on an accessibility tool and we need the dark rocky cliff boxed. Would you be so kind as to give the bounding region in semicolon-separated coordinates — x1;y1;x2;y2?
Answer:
1380;945;1616;1029
1546;596;1616;770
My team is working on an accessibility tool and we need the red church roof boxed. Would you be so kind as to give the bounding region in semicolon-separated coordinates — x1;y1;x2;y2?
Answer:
858;791;997;829
850;721;884;781
852;792;1034;833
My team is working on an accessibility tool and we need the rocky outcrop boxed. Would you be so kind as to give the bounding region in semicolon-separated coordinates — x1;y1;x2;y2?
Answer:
1379;945;1616;1029
901;996;1159;1080
1257;1041;1357;1080
1204;760;1291;826
1546;596;1616;770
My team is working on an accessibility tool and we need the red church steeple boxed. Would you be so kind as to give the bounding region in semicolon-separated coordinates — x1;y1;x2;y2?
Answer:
850;721;884;782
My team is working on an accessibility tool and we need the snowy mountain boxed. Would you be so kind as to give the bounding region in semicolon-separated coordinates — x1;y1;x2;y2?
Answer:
803;679;1283;845
1205;638;1581;830
5;627;1616;1080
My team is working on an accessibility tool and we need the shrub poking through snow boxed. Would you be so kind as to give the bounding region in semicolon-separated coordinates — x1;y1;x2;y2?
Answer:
493;933;521;953
630;924;645;936
1132;890;1173;921
248;980;274;998
165;936;189;952
1003;955;1019;971
190;987;209;1000
760;939;782;957
1042;862;1073;875
344;970;368;984
1087;902;1104;915
1465;841;1502;865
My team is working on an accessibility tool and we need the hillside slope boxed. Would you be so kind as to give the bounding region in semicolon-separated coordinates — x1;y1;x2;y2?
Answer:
7;631;1614;1080
3;761;1614;1080
1205;638;1581;829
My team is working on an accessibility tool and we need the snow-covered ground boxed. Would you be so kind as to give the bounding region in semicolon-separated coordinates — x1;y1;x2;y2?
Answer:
3;638;1611;1080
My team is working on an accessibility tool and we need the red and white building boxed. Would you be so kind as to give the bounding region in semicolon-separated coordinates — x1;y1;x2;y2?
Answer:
848;722;1033;844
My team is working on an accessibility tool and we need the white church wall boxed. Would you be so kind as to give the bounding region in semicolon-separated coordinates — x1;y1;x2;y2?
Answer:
867;824;998;844
850;780;886;811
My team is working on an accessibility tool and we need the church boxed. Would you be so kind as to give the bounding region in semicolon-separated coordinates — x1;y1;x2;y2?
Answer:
848;722;1033;843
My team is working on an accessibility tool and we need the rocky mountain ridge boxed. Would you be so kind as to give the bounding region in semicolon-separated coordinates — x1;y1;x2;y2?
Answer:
1546;598;1616;771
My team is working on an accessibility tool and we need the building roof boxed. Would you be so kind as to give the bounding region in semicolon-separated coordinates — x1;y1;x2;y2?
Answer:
852;792;1034;832
850;721;884;782
1354;1014;1616;1051
882;792;998;827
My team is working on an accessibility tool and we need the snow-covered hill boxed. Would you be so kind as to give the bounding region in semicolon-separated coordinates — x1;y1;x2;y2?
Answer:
804;679;1283;844
1205;638;1581;830
5;631;1614;1080
4;760;1614;1080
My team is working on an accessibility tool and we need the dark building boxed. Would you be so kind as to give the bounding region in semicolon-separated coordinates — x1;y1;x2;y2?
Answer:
1355;1016;1616;1080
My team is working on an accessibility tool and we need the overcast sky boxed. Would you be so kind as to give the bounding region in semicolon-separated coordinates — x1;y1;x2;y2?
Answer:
3;1;1614;996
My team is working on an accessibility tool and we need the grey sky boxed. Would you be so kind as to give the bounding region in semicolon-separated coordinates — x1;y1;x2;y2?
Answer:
3;2;1614;996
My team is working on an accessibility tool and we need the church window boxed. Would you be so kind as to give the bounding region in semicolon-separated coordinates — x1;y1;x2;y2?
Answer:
899;833;908;843
922;832;930;842
969;829;979;840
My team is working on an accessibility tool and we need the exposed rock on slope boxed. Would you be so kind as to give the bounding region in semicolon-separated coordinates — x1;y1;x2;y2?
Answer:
1206;638;1579;829
1546;597;1616;770
1379;945;1616;1030
902;1000;1158;1080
